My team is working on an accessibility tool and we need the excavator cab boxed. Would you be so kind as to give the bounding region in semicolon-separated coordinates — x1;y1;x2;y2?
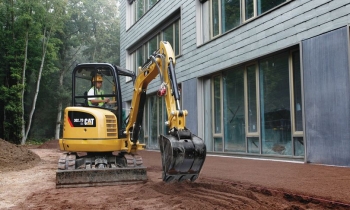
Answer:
71;64;134;134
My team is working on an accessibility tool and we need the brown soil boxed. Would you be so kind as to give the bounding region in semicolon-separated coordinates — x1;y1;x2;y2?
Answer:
0;139;41;172
0;139;350;210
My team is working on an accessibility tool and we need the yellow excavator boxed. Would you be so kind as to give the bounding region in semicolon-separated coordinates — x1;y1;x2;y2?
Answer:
57;41;206;188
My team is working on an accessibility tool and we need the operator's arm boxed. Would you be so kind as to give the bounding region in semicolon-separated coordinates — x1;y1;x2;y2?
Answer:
89;98;110;104
87;88;110;106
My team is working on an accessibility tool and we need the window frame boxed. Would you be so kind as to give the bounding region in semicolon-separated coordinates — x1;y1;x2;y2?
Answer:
131;0;160;24
205;0;292;40
289;49;303;137
244;62;260;138
211;74;223;152
128;19;181;78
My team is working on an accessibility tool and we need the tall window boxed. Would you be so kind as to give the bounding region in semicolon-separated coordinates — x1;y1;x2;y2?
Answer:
223;68;245;152
130;19;181;75
209;48;303;156
259;52;291;155
163;21;181;56
205;0;289;38
213;75;223;151
141;93;174;149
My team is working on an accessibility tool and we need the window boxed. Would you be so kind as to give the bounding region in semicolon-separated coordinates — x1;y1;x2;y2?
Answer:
213;76;222;134
211;0;241;37
126;1;159;28
201;0;289;39
148;35;158;55
259;52;291;155
223;67;245;152
213;75;223;151
163;21;181;56
257;0;286;15
140;94;170;149
129;19;181;76
208;48;303;156
133;0;159;23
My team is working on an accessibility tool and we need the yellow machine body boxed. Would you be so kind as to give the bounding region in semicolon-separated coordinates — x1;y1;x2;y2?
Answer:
59;107;143;152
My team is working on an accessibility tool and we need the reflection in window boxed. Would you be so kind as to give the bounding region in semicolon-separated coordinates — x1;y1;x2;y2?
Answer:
208;50;303;157
292;51;303;132
135;0;159;22
257;0;286;15
141;94;168;149
149;95;158;149
223;68;245;152
222;0;241;33
163;25;174;50
149;0;157;8
260;52;291;155
163;20;181;56
174;21;180;55
214;137;223;151
294;137;304;156
245;0;254;20
208;0;287;38
142;99;149;145
212;0;220;37
247;65;257;133
136;46;144;74
247;137;259;153
130;20;181;74
213;76;222;134
148;36;158;55
136;0;144;21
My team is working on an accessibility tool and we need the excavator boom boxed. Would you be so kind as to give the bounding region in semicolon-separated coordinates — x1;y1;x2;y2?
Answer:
126;41;206;182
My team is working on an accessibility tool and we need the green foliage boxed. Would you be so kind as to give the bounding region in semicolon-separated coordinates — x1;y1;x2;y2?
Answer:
0;0;121;142
26;138;46;145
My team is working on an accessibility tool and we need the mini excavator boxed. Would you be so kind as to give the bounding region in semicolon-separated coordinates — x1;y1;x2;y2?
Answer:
56;41;206;188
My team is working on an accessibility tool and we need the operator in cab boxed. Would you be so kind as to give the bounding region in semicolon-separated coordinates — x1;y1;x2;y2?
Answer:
88;74;110;106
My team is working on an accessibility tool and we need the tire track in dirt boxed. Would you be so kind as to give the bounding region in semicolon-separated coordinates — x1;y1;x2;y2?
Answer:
149;180;268;209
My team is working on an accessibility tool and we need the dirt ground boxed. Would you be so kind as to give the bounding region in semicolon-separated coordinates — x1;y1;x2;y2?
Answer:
1;139;350;210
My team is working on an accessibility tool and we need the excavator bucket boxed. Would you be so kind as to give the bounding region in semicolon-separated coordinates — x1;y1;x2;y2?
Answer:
158;134;206;182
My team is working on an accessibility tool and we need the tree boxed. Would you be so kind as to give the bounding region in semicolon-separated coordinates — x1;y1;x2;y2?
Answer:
54;0;120;139
0;0;120;143
21;0;65;144
0;0;35;143
82;0;120;64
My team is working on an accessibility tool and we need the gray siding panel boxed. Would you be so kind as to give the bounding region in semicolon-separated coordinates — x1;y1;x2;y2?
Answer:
182;78;198;135
302;27;350;166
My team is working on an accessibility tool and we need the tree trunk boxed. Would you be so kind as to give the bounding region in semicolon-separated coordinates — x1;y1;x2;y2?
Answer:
54;70;65;140
21;30;29;145
22;28;51;144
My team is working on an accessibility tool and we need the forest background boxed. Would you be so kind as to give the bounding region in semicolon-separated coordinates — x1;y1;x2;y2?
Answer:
0;0;120;144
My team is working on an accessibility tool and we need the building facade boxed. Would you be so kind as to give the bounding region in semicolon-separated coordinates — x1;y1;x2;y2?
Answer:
120;0;350;167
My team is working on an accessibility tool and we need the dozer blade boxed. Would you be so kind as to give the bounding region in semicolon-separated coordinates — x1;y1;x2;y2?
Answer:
158;134;206;182
56;153;147;188
56;167;147;188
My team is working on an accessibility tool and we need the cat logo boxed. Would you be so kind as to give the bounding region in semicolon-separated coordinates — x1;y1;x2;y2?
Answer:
84;118;95;126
